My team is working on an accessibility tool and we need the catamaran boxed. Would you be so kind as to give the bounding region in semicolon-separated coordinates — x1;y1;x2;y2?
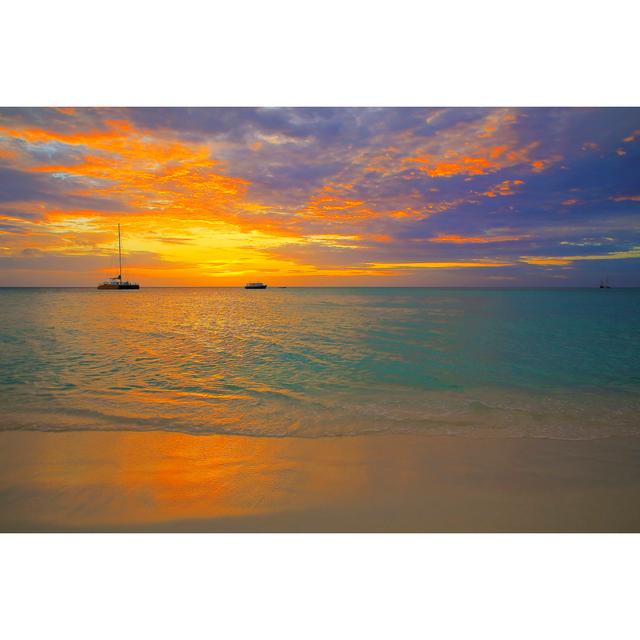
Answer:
97;224;140;290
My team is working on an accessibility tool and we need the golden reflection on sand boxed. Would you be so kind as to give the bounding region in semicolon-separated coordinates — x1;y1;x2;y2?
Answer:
3;431;640;532
0;431;373;529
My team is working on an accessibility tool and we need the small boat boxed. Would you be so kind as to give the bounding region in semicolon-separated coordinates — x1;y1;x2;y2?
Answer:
244;282;267;289
599;277;611;289
98;224;140;290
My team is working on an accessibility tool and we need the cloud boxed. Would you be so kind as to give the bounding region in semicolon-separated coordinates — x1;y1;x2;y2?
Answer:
429;234;522;244
623;129;640;143
367;260;512;269
1;107;640;285
522;246;640;266
521;256;573;266
481;179;524;198
401;110;554;179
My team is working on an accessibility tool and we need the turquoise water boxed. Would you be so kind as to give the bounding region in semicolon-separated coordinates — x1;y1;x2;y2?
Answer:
1;287;639;439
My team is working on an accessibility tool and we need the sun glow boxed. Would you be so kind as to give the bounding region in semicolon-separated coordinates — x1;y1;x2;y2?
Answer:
1;107;639;286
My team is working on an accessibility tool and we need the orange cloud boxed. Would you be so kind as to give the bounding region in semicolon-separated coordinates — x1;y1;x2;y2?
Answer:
401;110;556;179
1;119;259;251
0;119;131;148
429;234;522;244
521;257;572;266
389;208;428;219
623;129;640;143
303;194;374;220
481;179;524;198
300;182;429;224
368;260;512;269
531;156;562;173
322;182;354;193
406;155;494;177
610;195;640;202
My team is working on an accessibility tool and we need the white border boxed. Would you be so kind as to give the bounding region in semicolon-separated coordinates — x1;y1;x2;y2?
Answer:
1;2;639;638
1;534;638;640
1;0;639;106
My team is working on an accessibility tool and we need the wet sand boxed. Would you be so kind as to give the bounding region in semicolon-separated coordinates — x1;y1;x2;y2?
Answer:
1;430;640;532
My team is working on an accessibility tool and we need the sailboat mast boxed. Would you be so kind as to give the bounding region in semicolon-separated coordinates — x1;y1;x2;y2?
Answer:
98;222;139;288
118;223;122;280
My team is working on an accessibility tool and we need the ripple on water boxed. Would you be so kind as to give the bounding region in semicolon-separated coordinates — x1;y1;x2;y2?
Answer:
1;287;639;439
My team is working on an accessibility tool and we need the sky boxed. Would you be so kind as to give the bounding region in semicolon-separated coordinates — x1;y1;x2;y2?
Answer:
0;107;639;286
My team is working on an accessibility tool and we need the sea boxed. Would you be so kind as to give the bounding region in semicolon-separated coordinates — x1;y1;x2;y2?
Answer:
1;287;639;440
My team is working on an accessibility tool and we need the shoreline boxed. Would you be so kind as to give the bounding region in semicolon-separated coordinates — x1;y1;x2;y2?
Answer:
2;430;640;532
2;426;640;444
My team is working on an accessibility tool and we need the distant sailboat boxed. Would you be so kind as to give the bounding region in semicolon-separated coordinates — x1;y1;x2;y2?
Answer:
97;224;140;290
599;277;611;289
244;282;267;289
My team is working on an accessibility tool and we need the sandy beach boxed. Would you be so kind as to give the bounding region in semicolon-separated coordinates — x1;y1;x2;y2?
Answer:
1;430;640;532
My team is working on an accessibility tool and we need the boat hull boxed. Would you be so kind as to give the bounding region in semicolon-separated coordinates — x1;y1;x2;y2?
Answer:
97;284;140;290
244;285;267;289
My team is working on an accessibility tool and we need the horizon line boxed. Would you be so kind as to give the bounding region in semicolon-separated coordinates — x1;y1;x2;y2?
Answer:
2;285;639;290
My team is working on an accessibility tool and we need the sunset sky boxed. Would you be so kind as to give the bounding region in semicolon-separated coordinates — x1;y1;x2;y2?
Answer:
0;107;639;286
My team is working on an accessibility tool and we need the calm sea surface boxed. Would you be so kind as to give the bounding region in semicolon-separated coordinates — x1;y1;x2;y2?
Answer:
1;287;639;439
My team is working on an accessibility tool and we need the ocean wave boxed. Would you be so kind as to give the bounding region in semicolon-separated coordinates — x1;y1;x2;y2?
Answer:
2;386;640;441
2;288;640;441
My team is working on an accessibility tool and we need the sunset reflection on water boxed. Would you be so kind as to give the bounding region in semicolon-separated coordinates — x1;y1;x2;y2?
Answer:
2;287;640;441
